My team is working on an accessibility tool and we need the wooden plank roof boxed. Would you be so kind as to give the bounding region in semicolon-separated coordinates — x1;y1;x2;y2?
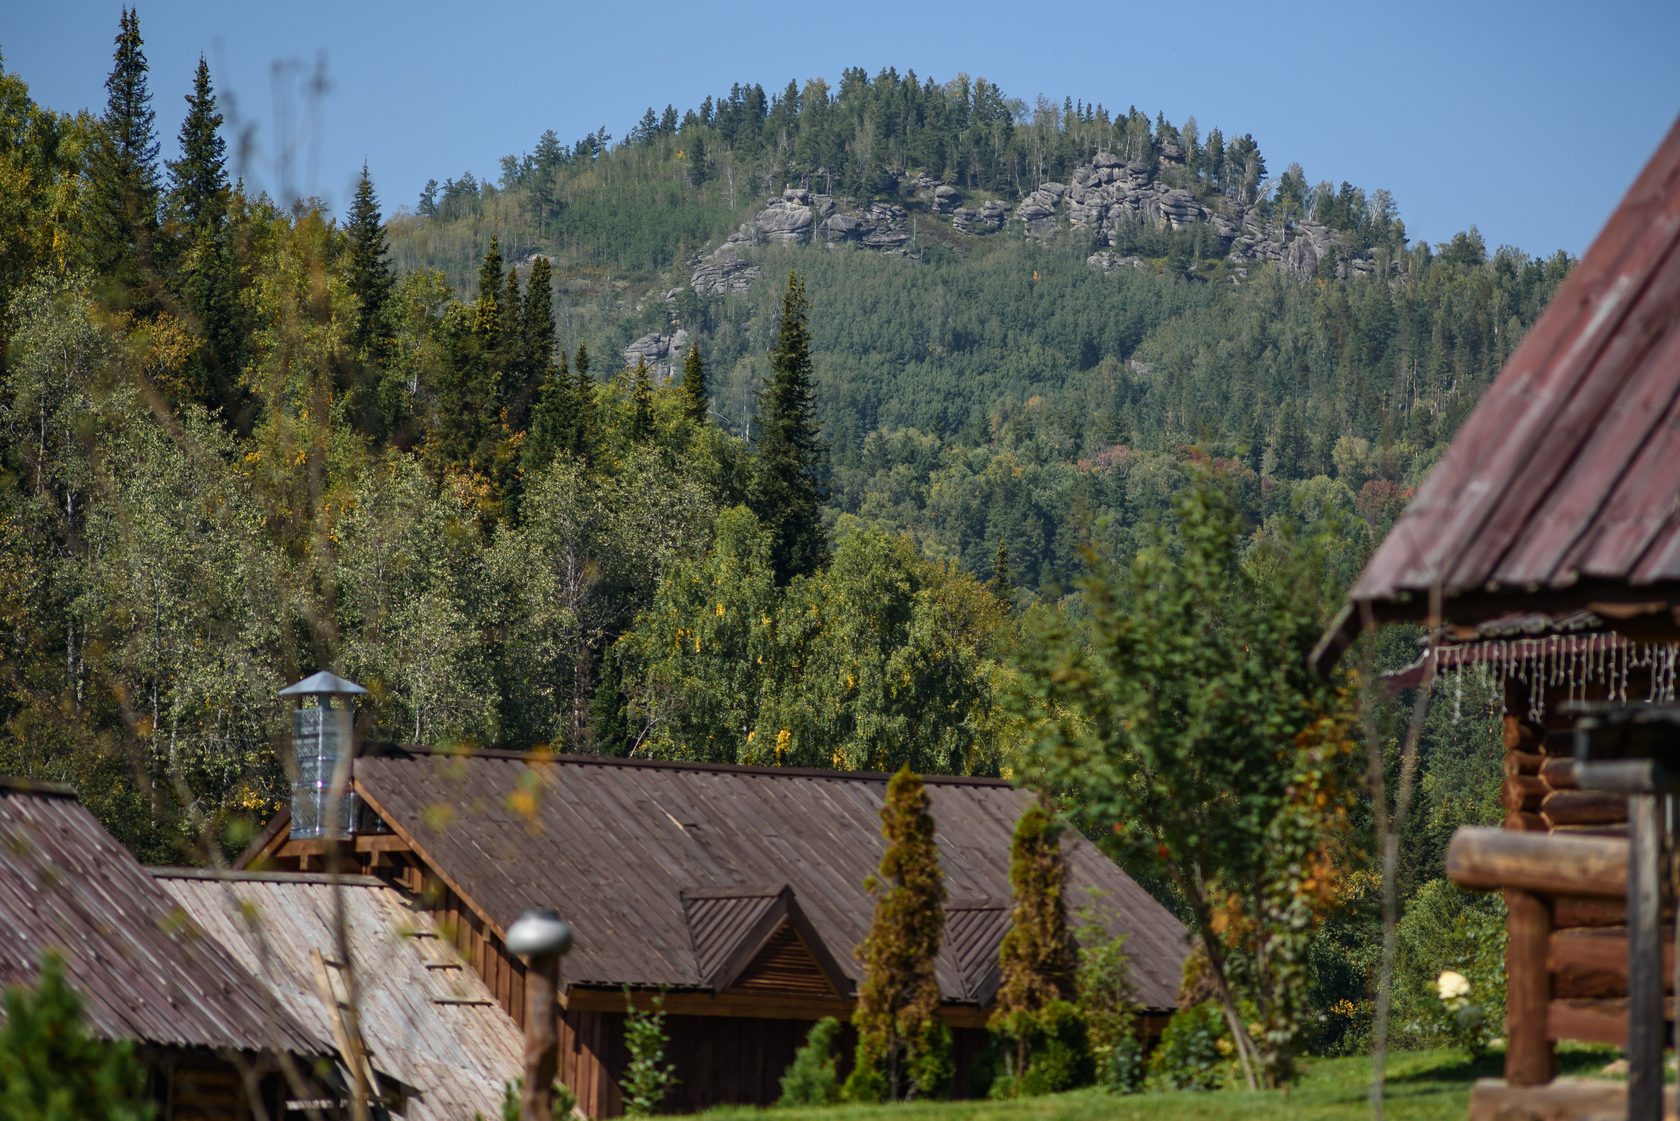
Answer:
350;749;1188;1011
1316;117;1680;670
154;869;523;1121
0;780;326;1058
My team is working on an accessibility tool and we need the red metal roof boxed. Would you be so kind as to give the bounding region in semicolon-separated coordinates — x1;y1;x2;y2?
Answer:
349;748;1188;1011
0;781;326;1058
1317;117;1680;669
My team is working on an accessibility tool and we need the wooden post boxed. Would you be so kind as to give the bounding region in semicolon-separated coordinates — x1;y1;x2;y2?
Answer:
523;953;560;1121
1504;889;1555;1085
1627;791;1663;1121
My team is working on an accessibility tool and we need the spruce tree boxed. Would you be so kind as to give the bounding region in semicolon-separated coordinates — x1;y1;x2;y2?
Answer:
476;237;504;338
751;271;827;584
681;341;708;424
524;350;571;472
570;340;595;460
165;56;226;235
630;359;654;441
845;766;951;1102
345;163;394;359
88;7;161;296
990;798;1089;1094
514;256;556;432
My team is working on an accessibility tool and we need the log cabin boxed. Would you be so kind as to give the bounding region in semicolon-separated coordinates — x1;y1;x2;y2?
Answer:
1313;115;1680;1120
0;779;333;1120
241;740;1190;1117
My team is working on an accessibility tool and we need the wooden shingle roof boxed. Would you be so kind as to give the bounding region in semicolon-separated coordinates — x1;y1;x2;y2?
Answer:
0;781;326;1058
350;749;1188;1011
1316;117;1680;670
155;869;522;1121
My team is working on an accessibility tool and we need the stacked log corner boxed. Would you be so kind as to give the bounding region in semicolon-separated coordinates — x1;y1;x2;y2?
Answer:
1490;670;1673;1092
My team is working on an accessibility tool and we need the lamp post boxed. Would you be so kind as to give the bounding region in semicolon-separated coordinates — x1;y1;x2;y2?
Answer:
506;909;574;1121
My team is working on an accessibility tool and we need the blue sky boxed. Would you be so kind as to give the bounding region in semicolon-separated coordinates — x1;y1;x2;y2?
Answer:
3;0;1676;257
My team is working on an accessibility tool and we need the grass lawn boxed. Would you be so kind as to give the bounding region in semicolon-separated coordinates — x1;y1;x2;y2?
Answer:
692;1047;1621;1121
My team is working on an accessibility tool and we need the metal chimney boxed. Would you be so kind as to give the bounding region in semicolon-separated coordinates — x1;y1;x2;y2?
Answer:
281;671;368;841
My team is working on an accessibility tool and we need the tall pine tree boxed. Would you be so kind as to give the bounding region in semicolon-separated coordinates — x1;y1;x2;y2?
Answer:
166;54;239;405
751;271;827;584
345;163;394;360
88;7;161;300
844;766;951;1102
681;341;708;424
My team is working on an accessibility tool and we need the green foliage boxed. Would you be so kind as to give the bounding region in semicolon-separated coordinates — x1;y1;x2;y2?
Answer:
1392;879;1505;1059
989;1000;1091;1099
1145;1001;1230;1091
493;1077;576;1121
1074;901;1140;1091
1015;476;1359;1088
778;1017;844;1107
846;767;951;1102
620;989;678;1117
0;953;154;1121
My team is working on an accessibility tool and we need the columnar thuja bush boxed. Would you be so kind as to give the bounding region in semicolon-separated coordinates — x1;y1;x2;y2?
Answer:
989;797;1091;1096
844;766;951;1101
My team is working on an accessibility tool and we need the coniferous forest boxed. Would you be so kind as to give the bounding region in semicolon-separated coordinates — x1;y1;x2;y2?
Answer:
0;11;1571;1071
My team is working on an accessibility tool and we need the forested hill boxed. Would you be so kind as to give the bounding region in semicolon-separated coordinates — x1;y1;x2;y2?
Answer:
0;23;1568;867
390;67;1573;592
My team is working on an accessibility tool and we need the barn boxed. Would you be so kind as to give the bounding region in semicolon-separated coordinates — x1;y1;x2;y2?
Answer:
242;742;1190;1116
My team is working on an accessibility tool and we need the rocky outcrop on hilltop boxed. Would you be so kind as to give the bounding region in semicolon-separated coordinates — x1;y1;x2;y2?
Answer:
691;188;916;295
622;327;691;380
691;156;1391;297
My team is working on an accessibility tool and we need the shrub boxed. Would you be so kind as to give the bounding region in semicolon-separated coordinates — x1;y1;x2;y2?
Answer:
1145;1000;1229;1091
1075;899;1140;1091
989;1000;1092;1098
619;989;678;1116
494;1078;577;1120
779;1018;843;1106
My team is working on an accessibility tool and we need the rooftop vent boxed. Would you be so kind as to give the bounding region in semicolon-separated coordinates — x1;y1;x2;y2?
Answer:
280;671;367;841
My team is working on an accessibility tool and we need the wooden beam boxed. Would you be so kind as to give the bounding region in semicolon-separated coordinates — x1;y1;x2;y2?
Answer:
1546;997;1677;1047
1505;890;1556;1086
1447;828;1628;898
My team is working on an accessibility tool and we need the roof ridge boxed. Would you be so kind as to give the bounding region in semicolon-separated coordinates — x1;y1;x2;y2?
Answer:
149;866;387;888
366;744;1018;787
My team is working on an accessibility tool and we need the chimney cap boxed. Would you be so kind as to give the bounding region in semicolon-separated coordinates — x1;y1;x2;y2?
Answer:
280;670;368;698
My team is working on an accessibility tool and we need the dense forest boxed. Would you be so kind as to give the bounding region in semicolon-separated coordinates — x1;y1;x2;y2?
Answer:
0;13;1565;1064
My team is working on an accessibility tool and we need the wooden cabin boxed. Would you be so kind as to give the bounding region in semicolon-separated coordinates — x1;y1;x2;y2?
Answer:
241;746;1190;1117
1314;115;1680;1119
0;779;332;1120
154;867;524;1121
